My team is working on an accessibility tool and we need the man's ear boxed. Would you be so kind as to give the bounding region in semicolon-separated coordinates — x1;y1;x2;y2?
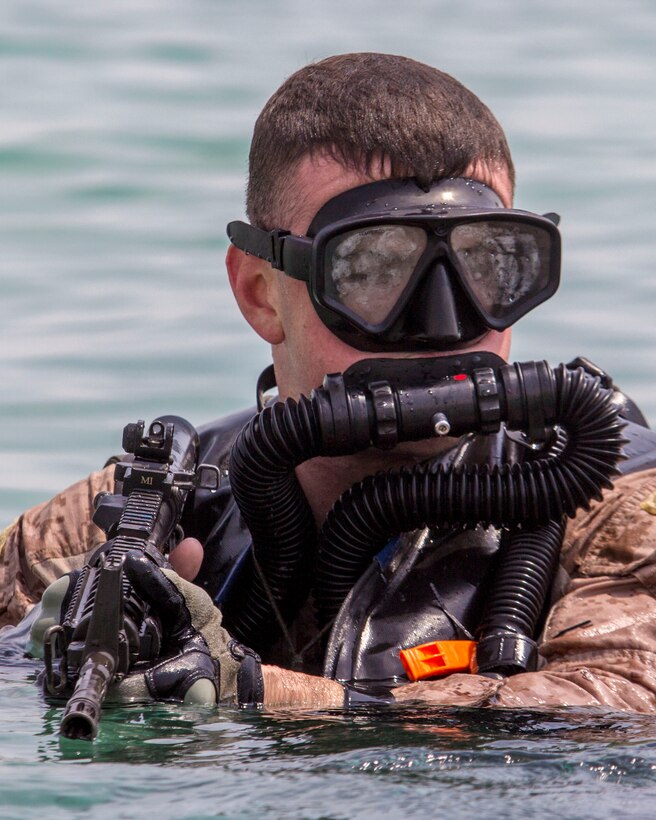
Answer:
226;244;285;344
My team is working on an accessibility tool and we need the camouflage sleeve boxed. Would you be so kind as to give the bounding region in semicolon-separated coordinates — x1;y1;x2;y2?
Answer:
0;467;114;628
393;468;656;713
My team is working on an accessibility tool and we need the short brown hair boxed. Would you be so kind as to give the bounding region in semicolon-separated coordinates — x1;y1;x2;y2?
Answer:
246;53;515;229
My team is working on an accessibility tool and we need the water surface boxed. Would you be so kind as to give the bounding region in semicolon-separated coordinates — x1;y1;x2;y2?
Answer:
2;655;656;819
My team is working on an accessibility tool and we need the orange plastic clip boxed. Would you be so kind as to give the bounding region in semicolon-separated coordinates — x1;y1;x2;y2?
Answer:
400;639;477;682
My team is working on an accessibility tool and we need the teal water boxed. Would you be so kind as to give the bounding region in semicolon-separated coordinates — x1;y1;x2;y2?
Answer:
2;0;656;815
4;655;656;819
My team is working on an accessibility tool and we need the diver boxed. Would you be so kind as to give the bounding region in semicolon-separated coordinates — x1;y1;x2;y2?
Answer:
4;53;656;713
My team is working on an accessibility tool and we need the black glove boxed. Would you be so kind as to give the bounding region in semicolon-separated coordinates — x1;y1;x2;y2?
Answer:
31;554;264;707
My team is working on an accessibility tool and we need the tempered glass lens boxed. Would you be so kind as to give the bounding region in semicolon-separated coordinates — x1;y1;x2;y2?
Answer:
325;225;427;324
450;221;552;317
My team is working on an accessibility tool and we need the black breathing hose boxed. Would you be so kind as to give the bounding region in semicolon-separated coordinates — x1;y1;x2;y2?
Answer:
313;364;624;626
480;521;565;639
474;519;566;676
226;398;320;645
226;358;625;656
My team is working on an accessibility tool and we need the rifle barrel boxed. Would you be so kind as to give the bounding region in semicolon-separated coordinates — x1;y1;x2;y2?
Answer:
60;650;117;740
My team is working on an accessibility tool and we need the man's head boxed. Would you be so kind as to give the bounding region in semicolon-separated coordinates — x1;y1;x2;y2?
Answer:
246;53;515;231
227;54;545;399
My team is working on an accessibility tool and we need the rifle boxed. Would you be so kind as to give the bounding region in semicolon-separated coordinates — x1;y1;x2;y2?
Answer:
42;416;219;740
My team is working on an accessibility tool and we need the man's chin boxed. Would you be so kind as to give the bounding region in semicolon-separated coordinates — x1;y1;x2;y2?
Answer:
345;329;506;362
393;335;489;360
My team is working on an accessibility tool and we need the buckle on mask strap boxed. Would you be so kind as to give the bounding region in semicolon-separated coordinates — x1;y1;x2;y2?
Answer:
227;221;290;270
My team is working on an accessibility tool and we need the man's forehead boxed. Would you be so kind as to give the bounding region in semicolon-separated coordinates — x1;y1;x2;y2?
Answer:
285;154;381;233
285;153;513;234
463;159;514;209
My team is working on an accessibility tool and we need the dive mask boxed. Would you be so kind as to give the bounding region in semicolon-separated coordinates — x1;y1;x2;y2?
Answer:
227;177;561;352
